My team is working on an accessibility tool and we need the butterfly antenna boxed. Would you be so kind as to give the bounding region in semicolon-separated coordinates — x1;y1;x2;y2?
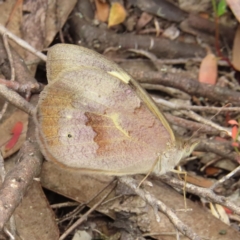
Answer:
188;103;231;142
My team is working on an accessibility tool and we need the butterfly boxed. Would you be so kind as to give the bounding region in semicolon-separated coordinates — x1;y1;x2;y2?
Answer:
35;44;195;176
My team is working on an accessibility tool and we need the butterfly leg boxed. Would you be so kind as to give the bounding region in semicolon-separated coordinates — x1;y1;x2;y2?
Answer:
137;155;161;188
171;169;188;210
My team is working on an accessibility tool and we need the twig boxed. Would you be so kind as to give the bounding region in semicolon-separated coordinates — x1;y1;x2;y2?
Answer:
57;178;116;224
119;176;202;240
3;228;14;240
181;110;231;137
0;153;16;239
0;77;43;93
210;165;240;190
0;103;8;121
126;68;240;105
0;84;35;116
165;113;219;135
51;202;79;209
161;175;240;215
0;35;18;238
3;34;15;81
114;57;229;67
0;34;16;121
154;97;240;112
0;138;43;231
0;25;47;62
153;17;161;37
9;216;16;239
57;204;83;224
70;14;204;59
59;182;116;240
128;49;162;71
145;84;190;99
0;153;5;183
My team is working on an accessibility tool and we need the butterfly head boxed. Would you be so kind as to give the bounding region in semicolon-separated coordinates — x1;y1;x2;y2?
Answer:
153;138;199;176
181;138;199;159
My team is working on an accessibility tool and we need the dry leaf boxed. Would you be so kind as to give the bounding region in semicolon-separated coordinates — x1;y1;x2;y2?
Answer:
210;203;230;225
185;173;214;188
15;182;59;239
226;0;240;23
4;159;59;240
205;166;222;176
136;12;153;31
198;52;217;85
44;0;77;46
228;119;239;126
232;25;240;71
108;2;126;27
228;119;239;140
95;0;109;22
162;25;180;40
41;163;240;239
231;125;238;140
0;110;28;158
5;121;23;151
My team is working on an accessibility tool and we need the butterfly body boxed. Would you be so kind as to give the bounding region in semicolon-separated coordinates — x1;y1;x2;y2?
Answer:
36;44;193;176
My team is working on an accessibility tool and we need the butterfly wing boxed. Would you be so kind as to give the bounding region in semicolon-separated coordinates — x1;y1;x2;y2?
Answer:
36;67;173;175
47;44;131;84
47;44;175;142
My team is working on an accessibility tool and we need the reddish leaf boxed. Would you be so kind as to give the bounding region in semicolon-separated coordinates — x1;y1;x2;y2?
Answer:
228;119;239;126
228;120;239;140
231;126;239;140
231;141;239;147
223;206;233;215
198;52;217;85
5;121;23;151
214;136;227;142
205;166;221;176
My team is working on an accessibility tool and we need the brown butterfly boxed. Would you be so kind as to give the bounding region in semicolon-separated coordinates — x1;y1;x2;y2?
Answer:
35;44;196;176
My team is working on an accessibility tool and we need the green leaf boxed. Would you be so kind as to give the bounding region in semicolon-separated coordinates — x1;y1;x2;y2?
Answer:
217;0;227;17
